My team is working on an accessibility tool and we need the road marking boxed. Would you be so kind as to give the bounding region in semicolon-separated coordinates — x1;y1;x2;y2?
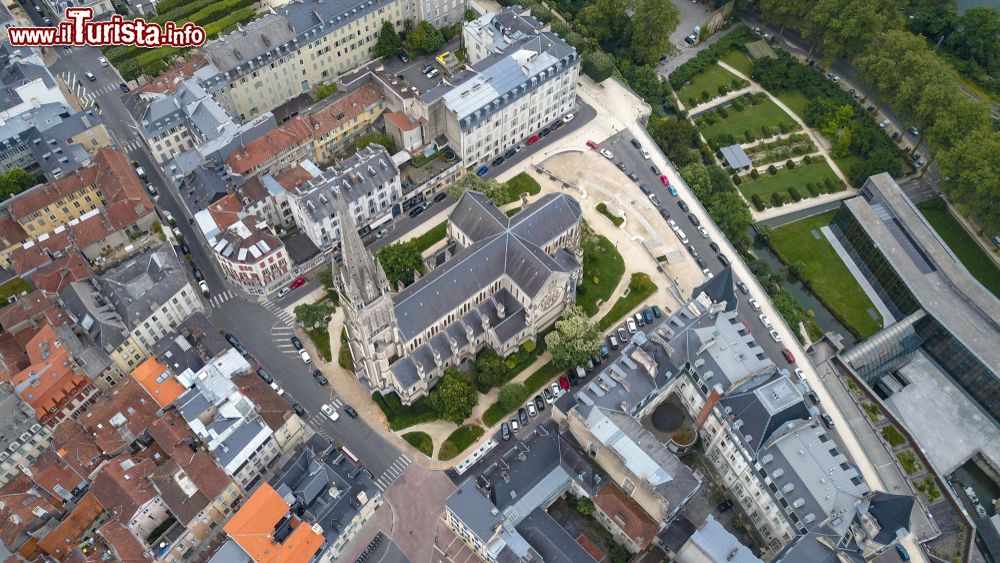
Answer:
209;290;234;307
374;454;411;491
331;397;343;408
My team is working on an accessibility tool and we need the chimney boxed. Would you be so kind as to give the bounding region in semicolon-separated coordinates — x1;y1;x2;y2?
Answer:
694;384;724;431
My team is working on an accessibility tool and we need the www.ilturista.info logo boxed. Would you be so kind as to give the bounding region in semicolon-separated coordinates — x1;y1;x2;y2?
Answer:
9;8;206;48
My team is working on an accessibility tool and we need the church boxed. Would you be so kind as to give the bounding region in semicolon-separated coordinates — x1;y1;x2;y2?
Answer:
335;190;584;405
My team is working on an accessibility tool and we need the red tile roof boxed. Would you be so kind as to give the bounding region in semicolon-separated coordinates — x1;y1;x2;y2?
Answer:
27;251;92;294
79;377;159;455
37;492;103;560
51;420;104;476
10;227;73;275
0;331;30;382
89;456;158;520
69;212;117;250
12;324;91;422
0;472;59;549
593;482;659;550
130;357;185;408
206;192;244;232
0;216;27;248
30;451;87;506
384;111;426;132
148;411;232;500
140;55;209;94
306;84;383;138
97;520;149;562
576;533;606;561
227;117;314;175
0;290;62;332
272;165;316;193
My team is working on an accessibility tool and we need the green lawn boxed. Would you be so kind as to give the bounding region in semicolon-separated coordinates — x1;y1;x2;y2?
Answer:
918;198;1000;299
699;98;797;143
411;221;448;253
0;277;31;303
720;50;753;75
501;172;541;204
402;431;433;457
372;392;439;431
775;90;811;119
306;327;332;362
740;161;842;199
597;273;658;331
578;230;626;316
769;211;883;338
676;64;743;105
438;425;484;461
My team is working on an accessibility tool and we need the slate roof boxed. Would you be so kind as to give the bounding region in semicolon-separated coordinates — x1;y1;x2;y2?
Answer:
720;144;751;169
514;507;598;563
719;374;812;453
684;514;762;563
867;492;913;545
445;478;503;541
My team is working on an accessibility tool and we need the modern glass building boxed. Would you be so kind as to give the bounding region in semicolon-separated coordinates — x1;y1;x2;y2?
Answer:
830;173;1000;425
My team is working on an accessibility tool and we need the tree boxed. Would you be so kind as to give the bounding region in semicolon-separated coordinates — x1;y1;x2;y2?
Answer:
544;306;602;370
475;348;509;389
427;369;477;424
610;546;630;563
950;8;1000;73
803;0;905;64
356;131;396;153
294;302;335;328
0;168;38;201
581;50;615;82
577;0;630;46
626;0;679;65
680;163;711;200
375;242;424;288
445;174;508;204
314;82;338;102
937;128;1000;233
373;21;402;59
759;0;811;36
575;497;595;516
407;21;444;54
497;383;528;412
756;223;774;244
464;8;477;21
647;115;700;167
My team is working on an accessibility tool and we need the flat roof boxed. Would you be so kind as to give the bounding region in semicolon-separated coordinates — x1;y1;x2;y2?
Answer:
845;173;1000;371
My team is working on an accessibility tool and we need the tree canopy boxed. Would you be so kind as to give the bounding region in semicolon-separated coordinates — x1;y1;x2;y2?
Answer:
373;21;402;59
0;168;39;202
544;306;603;370
407;21;444;54
445;174;508;204
427;369;478;424
294;302;335;328
375;242;424;288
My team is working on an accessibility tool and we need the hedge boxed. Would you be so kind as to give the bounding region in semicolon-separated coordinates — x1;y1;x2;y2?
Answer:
372;392;438;431
751;193;766;211
596;203;624;226
788;186;802;202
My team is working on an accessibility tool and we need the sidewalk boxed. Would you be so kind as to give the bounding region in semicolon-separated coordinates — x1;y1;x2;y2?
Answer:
750;186;856;222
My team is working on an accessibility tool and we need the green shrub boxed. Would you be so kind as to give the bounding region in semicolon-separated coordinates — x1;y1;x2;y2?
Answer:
767;165;777;175
701;90;711;102
402;431;433;457
717;84;729;96
730;77;744;90
771;192;785;207
785;159;795;170
731;174;741;186
881;425;906;447
788;187;802;202
750;168;760;179
596;203;624;226
802;154;812;165
751;193;766;211
717;106;729;118
806;182;820;196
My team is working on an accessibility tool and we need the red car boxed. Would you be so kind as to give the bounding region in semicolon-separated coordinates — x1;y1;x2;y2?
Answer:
782;348;795;364
526;135;539;145
558;376;570;390
290;277;306;289
586;140;599;150
659;175;670;187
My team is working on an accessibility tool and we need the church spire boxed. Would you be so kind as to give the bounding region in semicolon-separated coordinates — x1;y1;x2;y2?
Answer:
333;192;390;306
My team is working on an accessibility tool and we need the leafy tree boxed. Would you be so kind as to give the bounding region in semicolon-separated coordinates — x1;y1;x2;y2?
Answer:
464;8;478;21
356;131;396;153
427;369;477;424
577;0;630;46
407;21;444;54
756;224;774;244
680;163;712;200
497;383;528;412
626;0;679;65
582;50;616;82
373;21;403;59
544;306;602;370
575;497;595;516
294;302;335;328
759;0;811;36
445;174;508;204
610;546;630;563
647;114;701;167
314;82;338;102
937;128;1000;233
949;8;1000;74
475;348;509;389
375;242;423;288
0;168;38;201
803;0;904;63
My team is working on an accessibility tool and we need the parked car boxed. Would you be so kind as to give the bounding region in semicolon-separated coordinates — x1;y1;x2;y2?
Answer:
688;245;698;257
299;349;312;364
759;314;772;328
292;403;305;417
539;126;551;137
600;148;614;159
313;370;329;386
626;318;637;334
709;241;721;253
650;165;661;175
587;140;599;150
558;376;570;390
518;407;529;426
344;405;358;418
257;369;273;384
270;381;285;396
510;418;519;432
617;161;627;171
649;194;662;206
718;253;731;267
434;192;448;202
688;213;700;226
225;334;248;356
375;228;389;238
119;83;130;92
640;147;650;159
98;56;109;67
290;277;306;289
678;200;689;212
736;281;749;294
642;308;653;323
717;499;734;512
527;402;537;417
628;172;639;182
659;208;671;220
501;422;511;441
769;329;782;342
563;113;575;122
609;334;619;350
806;391;820;404
660;175;670;187
198;280;210;297
146;183;157;196
85;71;96;81
291;336;303;350
491;156;505;167
409;206;424;218
630;138;641;149
601;345;610;358
617;327;628;342
667;185;678;196
181;244;191;256
321;404;339;421
821;413;835;428
526;135;539;145
793;368;805;382
476;166;489;177
652;305;662;318
697;226;709;238
504;148;516;159
399;53;409;62
543;388;554;403
782;348;795;363
749;298;761;310
534;395;545;411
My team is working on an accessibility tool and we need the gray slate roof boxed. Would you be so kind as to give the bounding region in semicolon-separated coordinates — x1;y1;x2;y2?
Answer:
98;244;195;328
446;478;503;541
719;374;812;453
720;144;751;169
685;515;762;563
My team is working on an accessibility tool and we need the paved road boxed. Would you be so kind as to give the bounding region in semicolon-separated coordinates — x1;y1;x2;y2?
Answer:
481;101;597;179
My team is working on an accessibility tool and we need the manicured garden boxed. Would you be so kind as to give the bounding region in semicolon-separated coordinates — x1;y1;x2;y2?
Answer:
411;221;448;253
0;277;31;303
438;425;484;461
372;391;439;431
578;228;625;316
740;160;842;202
775;90;811;118
769;211;883;338
501;172;542;204
597;273;658;331
697;96;799;145
720;50;753;75
676;65;746;107
402;431;433;457
918;197;1000;299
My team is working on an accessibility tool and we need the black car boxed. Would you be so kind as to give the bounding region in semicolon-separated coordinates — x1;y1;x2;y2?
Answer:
616;161;627;171
821;413;835;428
119;83;129;92
409;206;424;218
696;257;707;269
399;52;409;62
688;213;700;226
866;105;876;112
717;499;734;512
225;334;248;356
518;407;529;426
628;172;639;182
179;243;190;255
504;148;516;159
257;368;273;384
344;405;359;418
551;120;564;130
501;422;511;441
291;336;303;350
192;267;203;281
434;192;447;202
806;391;820;404
292;403;306;416
718;253;731;266
567;369;580;385
659;208;671;220
650;164;661;175
630;138;641;149
891;131;900;140
540;126;551;137
313;370;329;386
687;245;698;257
736;281;750;295
534;395;545;411
678;200;689;212
491;156;505;167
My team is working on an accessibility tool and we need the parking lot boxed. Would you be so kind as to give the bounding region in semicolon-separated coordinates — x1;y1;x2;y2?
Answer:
379;37;462;95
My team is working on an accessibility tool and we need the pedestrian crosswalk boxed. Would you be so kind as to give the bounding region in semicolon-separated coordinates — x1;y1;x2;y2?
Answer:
262;299;296;326
119;139;144;153
209;290;234;307
374;454;411;491
56;71;120;106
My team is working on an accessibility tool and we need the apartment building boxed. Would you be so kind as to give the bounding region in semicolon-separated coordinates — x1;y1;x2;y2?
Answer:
0;396;51;487
223;483;325;562
60;243;205;374
234;371;307;453
0;104;110;181
420;8;578;165
287;144;401;249
136;78;239;164
90;455;171;541
0;44;68;123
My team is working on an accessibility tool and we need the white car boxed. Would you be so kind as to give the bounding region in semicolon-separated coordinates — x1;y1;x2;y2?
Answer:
759;314;772;328
626;318;638;333
276;287;291;299
667;219;679;231
321;404;339;421
299;349;312;364
270;381;285;396
749;298;761;311
769;330;782;342
640;147;650;159
375;228;389;238
677;230;689;244
527;402;537;417
793;368;805;382
510;418;519;432
879;119;890;128
563;113;575;123
163;211;174;224
550;382;562;399
198;280;210;296
600;148;614;160
702;268;713;279
698;226;709;238
98;56;108;67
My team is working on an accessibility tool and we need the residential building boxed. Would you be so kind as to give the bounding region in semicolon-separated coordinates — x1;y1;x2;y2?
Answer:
90;455;170;542
0;395;51;487
60;243;205;374
233;371;306;453
136;78;240;164
339;190;582;404
197;0;463;123
0;44;69;123
35;491;104;560
0;472;61;555
419;8;578;165
195;205;293;295
223;482;325;562
591;482;660;553
78;376;160;457
11;323;99;427
173;348;280;490
286;144;401;250
0;104;111;181
49;416;105;479
130;356;186;409
53;317;127;392
3;147;153;239
659;515;763;563
269;435;382;560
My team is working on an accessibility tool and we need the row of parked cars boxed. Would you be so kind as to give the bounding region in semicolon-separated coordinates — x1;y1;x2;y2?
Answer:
477;113;576;177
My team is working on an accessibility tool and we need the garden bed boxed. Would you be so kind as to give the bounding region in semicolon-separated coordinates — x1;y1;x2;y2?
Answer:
438;425;484;461
372;392;438;431
698;96;798;145
740;160;842;202
597;273;657;331
402;431;433;457
677;65;747;107
578;228;625;316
